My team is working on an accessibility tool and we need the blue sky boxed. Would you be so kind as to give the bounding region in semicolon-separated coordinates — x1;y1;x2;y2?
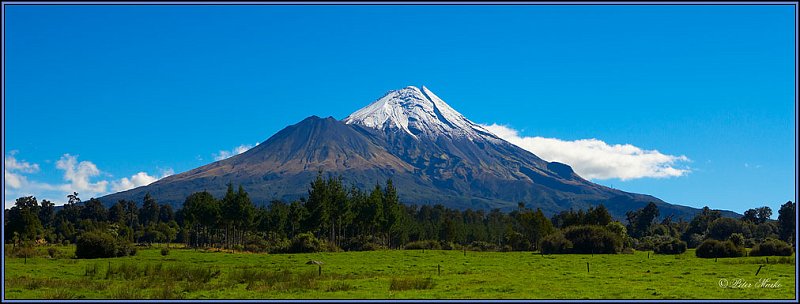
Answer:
3;4;796;216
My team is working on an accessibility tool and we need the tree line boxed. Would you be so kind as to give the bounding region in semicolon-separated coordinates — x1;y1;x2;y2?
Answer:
4;171;796;257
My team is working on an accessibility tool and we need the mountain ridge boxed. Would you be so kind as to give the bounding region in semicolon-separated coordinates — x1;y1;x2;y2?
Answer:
98;86;740;220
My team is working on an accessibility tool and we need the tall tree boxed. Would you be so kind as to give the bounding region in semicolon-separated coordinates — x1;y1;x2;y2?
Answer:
777;201;795;244
159;204;175;223
139;193;160;226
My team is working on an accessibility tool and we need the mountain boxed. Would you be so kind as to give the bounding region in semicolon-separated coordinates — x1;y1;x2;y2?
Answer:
98;86;738;220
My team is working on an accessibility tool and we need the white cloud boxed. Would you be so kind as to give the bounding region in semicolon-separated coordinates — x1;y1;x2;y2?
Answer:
111;172;158;192
55;154;108;195
4;151;40;190
213;143;258;161
110;168;175;192
5;150;40;173
4;151;175;207
480;124;691;181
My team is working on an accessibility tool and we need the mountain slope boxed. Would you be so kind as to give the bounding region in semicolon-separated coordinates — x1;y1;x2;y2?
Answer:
98;86;738;220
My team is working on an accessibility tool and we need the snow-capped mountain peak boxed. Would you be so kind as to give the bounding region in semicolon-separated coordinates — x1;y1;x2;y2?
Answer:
344;85;497;140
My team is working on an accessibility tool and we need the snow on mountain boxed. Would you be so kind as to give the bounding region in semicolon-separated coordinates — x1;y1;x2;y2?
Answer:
344;86;499;141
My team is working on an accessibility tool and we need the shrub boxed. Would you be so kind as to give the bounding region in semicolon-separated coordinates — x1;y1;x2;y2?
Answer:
440;241;462;251
621;247;635;254
341;235;385;251
636;235;673;251
10;244;37;259
47;247;58;258
267;238;291;254
75;230;135;259
634;238;655;251
116;242;137;257
695;239;745;258
160;248;170;256
468;241;499;252
562;225;622;254
653;238;688;254
539;232;573;254
506;232;531;251
288;233;323;253
76;231;119;259
404;240;441;250
707;217;745;241
244;235;270;253
728;233;745;247
750;239;794;256
685;233;705;249
322;240;342;252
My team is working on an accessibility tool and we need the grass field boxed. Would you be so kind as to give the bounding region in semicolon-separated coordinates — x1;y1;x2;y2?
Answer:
3;245;796;300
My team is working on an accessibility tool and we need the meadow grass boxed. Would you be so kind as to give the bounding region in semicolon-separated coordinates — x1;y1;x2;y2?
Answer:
3;245;796;299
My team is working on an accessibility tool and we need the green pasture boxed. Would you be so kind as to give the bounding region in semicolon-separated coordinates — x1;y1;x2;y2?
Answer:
3;245;796;299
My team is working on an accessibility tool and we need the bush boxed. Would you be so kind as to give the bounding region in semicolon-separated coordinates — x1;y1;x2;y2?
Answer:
160;248;170;256
244;235;269;253
267;238;291;254
636;235;673;251
505;232;532;251
653;238;687;254
562;225;622;254
76;231;119;259
468;241;499;252
634;238;655;251
685;233;705;249
341;235;385;251
47;247;58;258
75;230;136;259
728;233;745;247
440;241;462;251
707;217;745;241
322;240;342;252
540;232;573;254
116;242;137;257
288;233;323;253
743;238;757;248
750;239;794;256
404;240;441;250
695;239;745;258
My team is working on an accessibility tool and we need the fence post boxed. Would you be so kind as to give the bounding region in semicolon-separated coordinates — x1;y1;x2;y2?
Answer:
438;264;441;276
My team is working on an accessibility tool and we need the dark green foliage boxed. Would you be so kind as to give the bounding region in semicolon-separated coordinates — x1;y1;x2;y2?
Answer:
625;202;660;238
341;235;385;251
47;247;58;258
467;241;499;252
653;238;687;254
682;207;721;242
777;201;795;244
539;232;573;254
75;230;134;259
288;232;324;253
728;233;745;247
505;231;531;251
695;239;745;258
562;225;622;254
750;239;794;256
707;217;745;241
404;240;441;250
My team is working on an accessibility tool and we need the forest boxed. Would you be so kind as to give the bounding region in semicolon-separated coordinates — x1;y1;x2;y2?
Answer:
4;171;796;258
